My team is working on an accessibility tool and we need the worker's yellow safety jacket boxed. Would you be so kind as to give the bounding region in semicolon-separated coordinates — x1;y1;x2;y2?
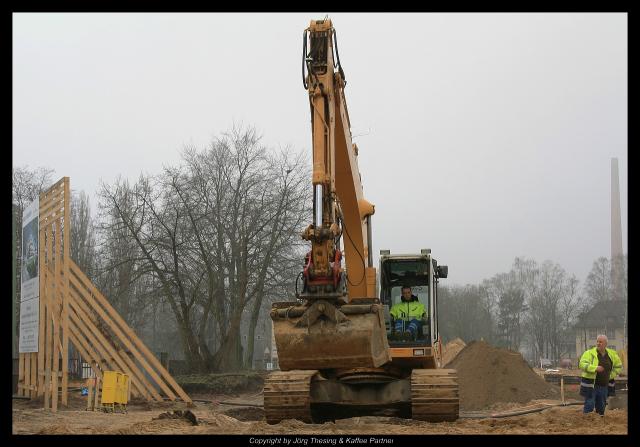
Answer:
578;347;622;396
389;299;426;321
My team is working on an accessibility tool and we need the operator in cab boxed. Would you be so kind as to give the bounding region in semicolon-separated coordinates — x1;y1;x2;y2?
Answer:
390;286;427;339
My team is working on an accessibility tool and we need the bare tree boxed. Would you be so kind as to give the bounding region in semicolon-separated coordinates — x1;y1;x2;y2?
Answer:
485;271;527;351
584;257;612;305
97;124;310;372
95;176;163;331
12;166;55;212
70;191;98;278
438;284;495;344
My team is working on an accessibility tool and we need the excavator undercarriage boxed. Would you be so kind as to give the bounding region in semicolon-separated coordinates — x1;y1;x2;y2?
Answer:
264;368;459;423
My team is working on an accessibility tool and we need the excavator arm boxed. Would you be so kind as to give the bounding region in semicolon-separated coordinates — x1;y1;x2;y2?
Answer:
269;19;390;371
301;18;376;301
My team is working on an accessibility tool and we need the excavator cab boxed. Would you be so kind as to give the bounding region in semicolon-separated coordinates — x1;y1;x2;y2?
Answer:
386;284;430;343
382;262;431;344
379;250;447;369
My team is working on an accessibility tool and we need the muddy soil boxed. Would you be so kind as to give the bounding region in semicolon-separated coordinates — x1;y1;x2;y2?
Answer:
12;346;627;436
12;391;627;435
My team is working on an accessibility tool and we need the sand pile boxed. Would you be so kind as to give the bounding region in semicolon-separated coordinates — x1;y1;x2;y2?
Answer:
442;337;467;366
448;340;559;410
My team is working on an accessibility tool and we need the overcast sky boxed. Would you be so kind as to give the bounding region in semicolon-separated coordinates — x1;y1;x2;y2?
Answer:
13;12;627;287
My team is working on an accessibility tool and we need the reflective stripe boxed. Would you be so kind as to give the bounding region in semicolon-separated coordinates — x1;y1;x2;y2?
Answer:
580;377;596;388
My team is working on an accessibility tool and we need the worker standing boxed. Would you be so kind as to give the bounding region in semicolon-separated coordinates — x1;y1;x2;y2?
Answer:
578;334;622;415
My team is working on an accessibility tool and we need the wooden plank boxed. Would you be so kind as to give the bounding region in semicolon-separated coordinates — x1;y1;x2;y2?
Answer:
45;223;54;409
30;353;37;399
41;179;65;200
95;376;101;410
38;191;65;224
87;380;94;410
18;354;25;397
67;326;137;400
70;261;191;403
69;272;168;401
40;177;66;196
43;274;50;410
44;369;50;410
115;347;160;401
38;198;64;222
37;220;46;397
67;276;100;325
68;290;154;400
51;219;61;413
42;269;67;353
42;265;77;409
71;271;175;400
60;186;70;407
67;294;155;400
68;299;149;399
23;353;30;400
38;205;63;228
67;326;104;382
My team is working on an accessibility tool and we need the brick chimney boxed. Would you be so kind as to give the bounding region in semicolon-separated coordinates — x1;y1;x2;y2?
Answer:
610;158;624;300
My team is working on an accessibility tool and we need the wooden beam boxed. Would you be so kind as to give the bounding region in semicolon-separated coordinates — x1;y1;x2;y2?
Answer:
69;271;172;401
51;218;61;412
60;183;70;407
37;219;46;397
18;354;25;397
24;353;30;400
43;269;51;410
67;293;156;400
44;223;54;409
67;327;104;381
68;288;156;400
30;352;37;399
70;261;191;404
68;299;151;400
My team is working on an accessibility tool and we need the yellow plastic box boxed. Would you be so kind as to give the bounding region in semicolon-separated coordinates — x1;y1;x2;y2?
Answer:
117;373;129;405
101;371;119;405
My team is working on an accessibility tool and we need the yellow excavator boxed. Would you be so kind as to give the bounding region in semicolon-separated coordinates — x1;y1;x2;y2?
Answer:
264;18;459;424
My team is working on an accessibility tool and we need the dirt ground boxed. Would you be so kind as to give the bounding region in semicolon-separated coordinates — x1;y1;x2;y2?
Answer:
12;390;627;435
12;342;627;435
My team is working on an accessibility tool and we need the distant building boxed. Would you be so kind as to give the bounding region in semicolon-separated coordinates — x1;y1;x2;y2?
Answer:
574;300;627;362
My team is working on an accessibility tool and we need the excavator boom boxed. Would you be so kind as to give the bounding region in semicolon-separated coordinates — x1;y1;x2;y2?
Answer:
300;18;376;301
271;18;390;371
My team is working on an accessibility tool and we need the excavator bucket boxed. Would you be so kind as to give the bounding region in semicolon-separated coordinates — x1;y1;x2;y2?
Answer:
271;299;391;370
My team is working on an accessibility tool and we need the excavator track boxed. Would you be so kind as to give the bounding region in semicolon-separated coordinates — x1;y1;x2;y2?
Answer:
411;369;459;422
264;370;318;424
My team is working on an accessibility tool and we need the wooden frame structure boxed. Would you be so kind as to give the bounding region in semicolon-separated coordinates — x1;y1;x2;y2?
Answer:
17;177;192;410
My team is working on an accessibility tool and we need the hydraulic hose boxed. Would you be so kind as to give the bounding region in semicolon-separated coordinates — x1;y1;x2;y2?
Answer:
302;30;308;90
459;401;583;419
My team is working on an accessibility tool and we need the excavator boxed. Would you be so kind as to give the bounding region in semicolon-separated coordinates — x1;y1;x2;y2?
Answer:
264;18;459;424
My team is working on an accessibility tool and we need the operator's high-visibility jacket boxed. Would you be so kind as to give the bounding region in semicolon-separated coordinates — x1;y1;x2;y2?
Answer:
578;347;622;396
389;297;426;321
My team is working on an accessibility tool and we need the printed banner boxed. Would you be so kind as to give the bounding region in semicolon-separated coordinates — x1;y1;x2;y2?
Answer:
19;198;39;353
